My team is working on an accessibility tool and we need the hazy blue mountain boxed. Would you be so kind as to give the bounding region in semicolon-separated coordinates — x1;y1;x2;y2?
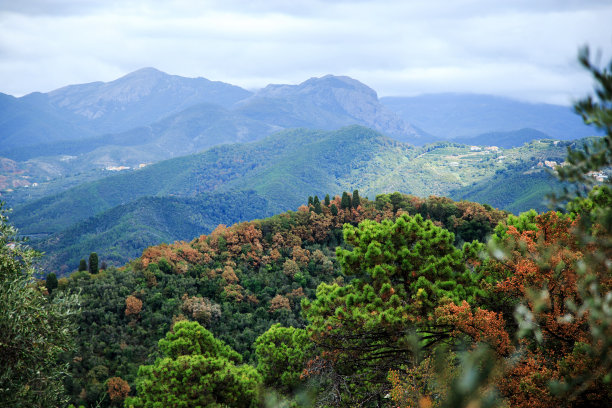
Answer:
0;92;95;151
381;93;596;140
47;67;253;133
235;75;431;144
453;128;552;148
0;68;253;155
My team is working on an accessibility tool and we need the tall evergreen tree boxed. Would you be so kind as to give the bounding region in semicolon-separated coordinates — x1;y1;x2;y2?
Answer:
352;189;361;208
88;252;99;274
341;192;351;209
308;196;313;206
324;194;331;207
78;259;87;272
330;204;339;216
45;272;58;293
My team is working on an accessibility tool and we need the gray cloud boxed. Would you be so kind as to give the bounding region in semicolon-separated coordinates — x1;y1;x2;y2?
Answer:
0;0;610;104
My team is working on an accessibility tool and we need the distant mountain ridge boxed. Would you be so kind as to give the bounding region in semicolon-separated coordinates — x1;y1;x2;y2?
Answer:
236;75;426;143
0;69;428;172
381;93;596;142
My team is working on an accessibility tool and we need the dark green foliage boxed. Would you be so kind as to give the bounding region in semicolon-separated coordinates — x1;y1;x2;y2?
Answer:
78;258;87;271
330;203;338;216
352;189;360;208
313;196;322;214
88;252;99;274
0;202;80;407
45;272;58;293
341;191;351;209
308;196;313;206
324;194;330;207
125;321;262;408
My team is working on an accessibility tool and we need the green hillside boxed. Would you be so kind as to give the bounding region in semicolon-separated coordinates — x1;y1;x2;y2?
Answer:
9;127;573;272
36;191;275;273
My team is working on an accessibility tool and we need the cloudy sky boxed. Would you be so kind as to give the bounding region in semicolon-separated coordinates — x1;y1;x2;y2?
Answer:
1;0;611;104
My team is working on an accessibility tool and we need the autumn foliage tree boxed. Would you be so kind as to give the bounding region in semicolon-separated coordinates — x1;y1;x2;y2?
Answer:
106;377;130;404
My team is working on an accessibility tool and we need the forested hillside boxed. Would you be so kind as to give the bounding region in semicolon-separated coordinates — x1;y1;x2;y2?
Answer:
47;192;508;407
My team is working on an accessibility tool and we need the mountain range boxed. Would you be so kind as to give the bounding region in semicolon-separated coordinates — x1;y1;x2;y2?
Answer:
0;68;597;273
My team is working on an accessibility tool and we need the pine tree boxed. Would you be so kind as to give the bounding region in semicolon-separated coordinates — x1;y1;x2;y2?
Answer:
308;196;313;206
78;259;87;272
324;194;330;207
88;252;99;274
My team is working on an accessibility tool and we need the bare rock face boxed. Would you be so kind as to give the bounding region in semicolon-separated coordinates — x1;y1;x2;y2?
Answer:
237;75;424;144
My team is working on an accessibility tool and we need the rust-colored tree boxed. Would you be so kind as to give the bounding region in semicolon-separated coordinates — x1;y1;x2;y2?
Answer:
107;376;130;403
125;295;143;316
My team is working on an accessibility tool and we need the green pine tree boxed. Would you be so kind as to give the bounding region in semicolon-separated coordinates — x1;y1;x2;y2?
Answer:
324;194;331;207
78;259;87;272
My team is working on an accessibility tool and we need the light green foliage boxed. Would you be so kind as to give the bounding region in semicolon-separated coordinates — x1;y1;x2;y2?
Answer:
492;208;539;243
0;202;80;407
125;321;262;408
158;320;242;362
255;324;313;392
302;213;484;404
336;213;482;311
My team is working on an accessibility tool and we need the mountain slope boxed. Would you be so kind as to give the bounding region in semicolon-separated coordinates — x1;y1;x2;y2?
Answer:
11;126;570;239
381;93;596;140
452;128;553;148
47;67;253;134
36;191;275;272
236;75;428;144
0;68;253;155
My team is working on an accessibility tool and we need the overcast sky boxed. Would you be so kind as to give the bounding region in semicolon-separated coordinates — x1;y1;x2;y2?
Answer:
1;0;611;104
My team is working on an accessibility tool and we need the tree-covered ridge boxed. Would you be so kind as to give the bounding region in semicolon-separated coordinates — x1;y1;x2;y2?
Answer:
51;192;505;407
5;125;571;274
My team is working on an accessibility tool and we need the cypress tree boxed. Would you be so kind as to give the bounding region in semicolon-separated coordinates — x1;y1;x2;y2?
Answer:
324;194;330;207
352;190;361;209
341;192;351;209
308;196;313;206
89;252;99;274
314;197;322;214
330;204;339;216
78;259;87;272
